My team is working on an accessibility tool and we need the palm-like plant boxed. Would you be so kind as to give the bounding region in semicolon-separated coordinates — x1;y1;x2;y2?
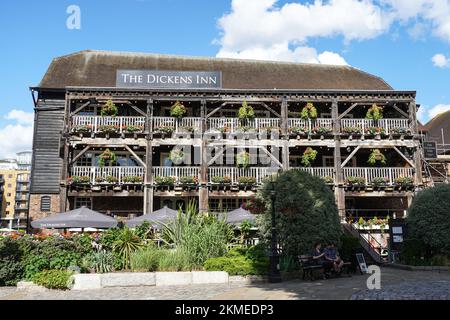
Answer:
113;228;144;270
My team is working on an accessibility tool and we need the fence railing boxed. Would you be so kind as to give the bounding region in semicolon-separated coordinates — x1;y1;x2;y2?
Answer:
208;167;276;184
72;116;146;133
288;118;333;132
71;166;145;184
208;118;280;133
341;118;409;134
152;117;202;133
153;166;200;183
290;167;335;179
343;167;414;184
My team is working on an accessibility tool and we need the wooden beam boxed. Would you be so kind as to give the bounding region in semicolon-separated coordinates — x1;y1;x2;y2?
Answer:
70;101;91;116
206;102;227;118
124;145;147;168
126;102;147;117
337;103;358;120
260;146;283;168
341;146;361;168
207;146;227;166
392;104;409;118
70;146;91;165
393;146;415;167
260;102;281;118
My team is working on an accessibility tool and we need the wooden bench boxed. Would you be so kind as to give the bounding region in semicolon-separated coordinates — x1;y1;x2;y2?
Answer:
298;255;325;281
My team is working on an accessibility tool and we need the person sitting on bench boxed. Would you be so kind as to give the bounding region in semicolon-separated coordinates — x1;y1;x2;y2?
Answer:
312;242;333;276
324;242;345;274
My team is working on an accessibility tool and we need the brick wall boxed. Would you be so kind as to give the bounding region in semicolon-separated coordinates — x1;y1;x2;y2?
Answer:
29;194;61;220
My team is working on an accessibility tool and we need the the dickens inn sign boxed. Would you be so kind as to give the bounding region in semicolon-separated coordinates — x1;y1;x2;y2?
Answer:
116;70;222;89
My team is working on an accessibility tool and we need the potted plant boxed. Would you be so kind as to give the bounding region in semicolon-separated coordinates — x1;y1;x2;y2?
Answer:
238;101;255;126
366;126;386;139
365;103;383;121
179;176;198;185
236;151;250;168
155;176;176;188
322;176;334;184
68;176;90;185
301;147;317;167
154;126;174;138
394;176;414;190
342;126;362;140
105;175;119;184
237;176;256;187
95;176;105;184
101;99;118;117
72;125;92;137
170;101;187;118
98;149;117;167
346;176;365;186
300;102;318;120
289;126;308;138
123;176;143;184
370;176;389;189
98;125;119;138
367;149;387;166
211;176;232;184
179;125;196;135
125;125;144;133
169;149;185;165
312;126;332;139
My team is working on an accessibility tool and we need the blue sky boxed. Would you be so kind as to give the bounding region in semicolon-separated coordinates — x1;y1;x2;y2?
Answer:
1;0;450;157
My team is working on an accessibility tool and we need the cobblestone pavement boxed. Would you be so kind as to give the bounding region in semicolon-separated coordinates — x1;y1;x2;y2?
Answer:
1;268;450;300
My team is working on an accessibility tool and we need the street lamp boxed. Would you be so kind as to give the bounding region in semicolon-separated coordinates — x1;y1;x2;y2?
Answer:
268;174;282;283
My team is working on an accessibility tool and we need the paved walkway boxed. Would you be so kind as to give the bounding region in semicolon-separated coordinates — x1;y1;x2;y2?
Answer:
1;268;450;300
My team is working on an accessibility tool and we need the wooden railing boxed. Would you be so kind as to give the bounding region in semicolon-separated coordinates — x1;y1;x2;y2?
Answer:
342;167;414;185
208;167;275;184
341;119;409;134
153;166;200;183
288;118;333;131
71;166;145;184
290;167;335;179
72;116;146;133
153;117;202;133
208;118;280;133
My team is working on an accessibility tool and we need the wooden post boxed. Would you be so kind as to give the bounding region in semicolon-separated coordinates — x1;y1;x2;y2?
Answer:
332;99;346;220
60;95;70;212
408;100;418;134
144;99;154;215
199;99;209;212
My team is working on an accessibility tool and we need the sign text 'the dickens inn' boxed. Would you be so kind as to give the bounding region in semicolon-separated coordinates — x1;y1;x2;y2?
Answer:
116;70;222;89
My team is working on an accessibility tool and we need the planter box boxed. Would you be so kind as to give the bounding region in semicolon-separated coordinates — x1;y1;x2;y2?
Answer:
72;274;102;290
155;272;193;286
101;272;155;288
191;271;228;284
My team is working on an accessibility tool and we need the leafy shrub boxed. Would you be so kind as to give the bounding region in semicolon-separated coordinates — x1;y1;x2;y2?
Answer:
257;170;342;257
407;184;450;253
204;245;269;275
130;244;163;272
82;250;115;273
339;235;361;262
0;237;24;286
157;249;191;271
113;228;144;270
401;238;428;266
431;255;449;266
33;270;74;290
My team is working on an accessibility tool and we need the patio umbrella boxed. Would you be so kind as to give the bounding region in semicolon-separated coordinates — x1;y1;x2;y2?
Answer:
126;206;179;228
222;207;255;225
31;207;118;229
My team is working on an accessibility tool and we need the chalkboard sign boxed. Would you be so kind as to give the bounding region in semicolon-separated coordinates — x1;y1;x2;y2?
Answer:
423;141;437;159
356;253;368;274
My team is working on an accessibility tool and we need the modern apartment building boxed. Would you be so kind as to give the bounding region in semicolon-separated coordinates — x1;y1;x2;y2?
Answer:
0;151;32;230
29;50;421;225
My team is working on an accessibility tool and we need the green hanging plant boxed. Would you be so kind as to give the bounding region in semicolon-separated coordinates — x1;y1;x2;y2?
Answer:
238;101;255;124
170;101;187;118
100;99;118;117
367;149;386;166
236;151;250;168
365;104;383;120
301;147;318;167
169;149;185;165
98;149;117;167
300;102;318;120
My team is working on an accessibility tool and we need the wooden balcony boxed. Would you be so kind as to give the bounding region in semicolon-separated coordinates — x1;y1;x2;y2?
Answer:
288;118;333;133
70;166;145;184
153;166;200;183
208;167;276;185
208;118;280;133
72;116;146;133
153;117;202;134
343;167;414;185
290;167;335;179
341;119;410;135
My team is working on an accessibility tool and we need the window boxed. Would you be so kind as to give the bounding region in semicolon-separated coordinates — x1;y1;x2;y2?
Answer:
74;197;92;209
75;152;93;167
41;196;51;211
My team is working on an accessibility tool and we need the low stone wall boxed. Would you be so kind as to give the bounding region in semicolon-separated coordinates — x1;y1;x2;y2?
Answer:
71;271;229;290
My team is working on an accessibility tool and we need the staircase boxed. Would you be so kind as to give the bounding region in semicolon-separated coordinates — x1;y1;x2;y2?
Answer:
422;160;449;186
342;223;387;265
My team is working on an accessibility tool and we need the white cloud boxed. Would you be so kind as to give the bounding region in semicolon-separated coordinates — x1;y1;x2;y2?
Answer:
417;103;450;123
0;110;34;159
432;53;450;68
216;0;450;64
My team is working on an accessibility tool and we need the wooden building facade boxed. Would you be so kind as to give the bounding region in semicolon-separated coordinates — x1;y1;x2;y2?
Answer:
29;50;422;222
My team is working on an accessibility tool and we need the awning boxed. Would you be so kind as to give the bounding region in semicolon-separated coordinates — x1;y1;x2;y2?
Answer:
126;206;180;228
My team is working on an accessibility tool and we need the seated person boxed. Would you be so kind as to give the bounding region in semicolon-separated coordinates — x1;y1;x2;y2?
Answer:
324;242;345;273
312;242;333;275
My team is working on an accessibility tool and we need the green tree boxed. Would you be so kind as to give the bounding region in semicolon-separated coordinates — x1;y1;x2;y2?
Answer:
407;184;450;253
257;170;342;257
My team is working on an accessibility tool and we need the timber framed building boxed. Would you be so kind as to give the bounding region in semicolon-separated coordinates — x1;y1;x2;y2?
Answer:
29;50;422;222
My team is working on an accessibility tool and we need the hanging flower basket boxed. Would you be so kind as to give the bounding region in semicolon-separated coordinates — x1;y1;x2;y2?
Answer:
169;149;185;165
170;101;187;118
365;104;383;120
367;149;386;166
300;102;318;120
301;147;318;167
238;101;255;125
98;149;117;167
236;151;250;168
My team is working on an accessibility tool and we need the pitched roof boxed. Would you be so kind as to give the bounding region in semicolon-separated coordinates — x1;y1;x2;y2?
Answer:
38;50;393;90
423;110;450;143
